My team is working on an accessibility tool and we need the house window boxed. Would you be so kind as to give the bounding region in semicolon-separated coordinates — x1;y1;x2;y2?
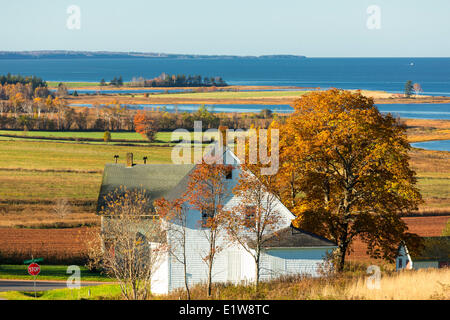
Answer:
225;167;233;180
201;209;214;228
398;258;403;268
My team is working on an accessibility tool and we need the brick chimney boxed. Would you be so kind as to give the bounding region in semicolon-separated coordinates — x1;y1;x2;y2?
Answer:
218;126;228;149
126;153;134;167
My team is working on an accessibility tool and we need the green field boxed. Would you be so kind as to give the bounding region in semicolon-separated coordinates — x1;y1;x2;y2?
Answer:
147;90;309;99
0;131;448;229
0;130;145;141
47;81;101;88
0;139;173;171
416;174;450;206
0;130;217;146
0;265;113;282
0;140;175;217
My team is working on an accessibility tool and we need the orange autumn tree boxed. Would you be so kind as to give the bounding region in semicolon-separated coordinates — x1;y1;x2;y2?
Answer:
184;156;232;297
134;110;159;142
273;89;422;271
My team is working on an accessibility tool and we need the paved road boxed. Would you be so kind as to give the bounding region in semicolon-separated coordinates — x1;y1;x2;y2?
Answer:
0;280;106;292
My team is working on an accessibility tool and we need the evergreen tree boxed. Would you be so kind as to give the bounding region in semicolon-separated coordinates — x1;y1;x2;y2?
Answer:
404;80;413;98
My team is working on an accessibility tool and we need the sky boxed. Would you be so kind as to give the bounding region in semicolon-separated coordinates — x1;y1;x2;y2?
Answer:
0;0;449;57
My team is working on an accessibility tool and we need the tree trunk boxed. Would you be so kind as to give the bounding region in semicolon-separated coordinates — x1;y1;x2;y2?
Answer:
338;243;348;272
255;261;260;289
207;261;213;297
184;259;191;300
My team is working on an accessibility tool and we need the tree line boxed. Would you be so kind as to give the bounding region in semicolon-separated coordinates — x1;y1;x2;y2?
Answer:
0;83;279;132
0;73;47;91
129;73;228;87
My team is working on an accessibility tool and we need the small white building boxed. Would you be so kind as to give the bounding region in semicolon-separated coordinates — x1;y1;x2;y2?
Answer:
396;237;450;271
98;146;337;294
396;241;413;270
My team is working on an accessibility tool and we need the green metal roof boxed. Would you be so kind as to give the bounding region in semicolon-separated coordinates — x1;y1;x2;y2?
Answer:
97;163;195;214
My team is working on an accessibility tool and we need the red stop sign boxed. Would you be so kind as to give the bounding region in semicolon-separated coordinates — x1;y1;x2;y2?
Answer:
28;263;40;276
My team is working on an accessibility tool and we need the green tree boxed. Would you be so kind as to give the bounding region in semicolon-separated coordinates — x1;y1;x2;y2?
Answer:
404;80;414;98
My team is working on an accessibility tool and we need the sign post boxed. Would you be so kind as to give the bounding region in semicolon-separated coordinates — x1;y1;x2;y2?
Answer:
27;262;41;298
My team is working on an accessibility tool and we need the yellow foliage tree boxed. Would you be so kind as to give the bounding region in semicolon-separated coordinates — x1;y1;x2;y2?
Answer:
272;89;422;271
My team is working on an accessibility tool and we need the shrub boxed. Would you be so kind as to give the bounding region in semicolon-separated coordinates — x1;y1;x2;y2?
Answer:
103;131;111;142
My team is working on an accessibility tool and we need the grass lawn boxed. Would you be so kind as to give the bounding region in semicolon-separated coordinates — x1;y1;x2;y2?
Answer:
0;265;113;282
0;284;121;300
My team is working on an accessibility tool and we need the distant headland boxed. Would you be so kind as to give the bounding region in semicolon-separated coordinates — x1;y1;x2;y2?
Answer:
0;51;306;60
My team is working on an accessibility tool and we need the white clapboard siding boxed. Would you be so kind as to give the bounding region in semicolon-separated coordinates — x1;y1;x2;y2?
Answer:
260;248;330;280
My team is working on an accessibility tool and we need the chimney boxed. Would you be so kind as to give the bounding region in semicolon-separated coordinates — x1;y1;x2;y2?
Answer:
126;153;134;167
218;126;228;149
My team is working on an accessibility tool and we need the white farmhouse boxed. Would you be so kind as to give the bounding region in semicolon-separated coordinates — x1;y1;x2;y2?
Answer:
97;146;337;294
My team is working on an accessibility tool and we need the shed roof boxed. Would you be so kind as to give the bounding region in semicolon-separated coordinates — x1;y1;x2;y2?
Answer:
249;225;337;249
97;163;195;213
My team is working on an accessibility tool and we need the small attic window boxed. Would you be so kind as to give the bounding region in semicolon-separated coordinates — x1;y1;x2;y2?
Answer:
201;209;214;228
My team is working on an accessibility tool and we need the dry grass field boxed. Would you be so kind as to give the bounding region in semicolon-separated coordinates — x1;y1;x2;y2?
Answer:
405;118;450;143
159;268;449;300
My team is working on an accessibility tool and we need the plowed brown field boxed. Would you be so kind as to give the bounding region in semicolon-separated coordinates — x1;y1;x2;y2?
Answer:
0;227;97;264
348;215;450;262
0;215;448;265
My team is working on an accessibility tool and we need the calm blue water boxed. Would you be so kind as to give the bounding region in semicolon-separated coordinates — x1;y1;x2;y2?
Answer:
71;103;293;113
411;140;450;151
64;89;194;94
69;102;450;120
1;57;449;96
377;104;450;120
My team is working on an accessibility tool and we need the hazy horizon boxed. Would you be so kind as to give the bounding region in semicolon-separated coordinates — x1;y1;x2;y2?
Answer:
1;0;449;57
1;50;450;59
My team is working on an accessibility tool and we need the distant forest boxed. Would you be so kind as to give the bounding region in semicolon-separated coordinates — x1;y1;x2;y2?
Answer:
126;73;228;87
0;73;47;90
